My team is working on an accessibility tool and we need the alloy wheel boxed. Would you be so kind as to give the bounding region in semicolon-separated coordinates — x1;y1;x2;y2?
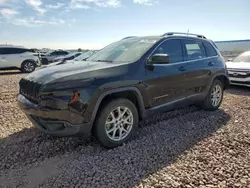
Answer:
211;84;222;107
24;62;35;72
105;106;133;142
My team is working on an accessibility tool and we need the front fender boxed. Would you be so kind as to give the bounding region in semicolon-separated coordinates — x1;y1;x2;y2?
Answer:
83;87;146;124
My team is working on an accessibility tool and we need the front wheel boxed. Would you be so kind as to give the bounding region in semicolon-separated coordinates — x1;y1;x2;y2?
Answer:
21;61;36;73
202;79;224;111
94;98;139;149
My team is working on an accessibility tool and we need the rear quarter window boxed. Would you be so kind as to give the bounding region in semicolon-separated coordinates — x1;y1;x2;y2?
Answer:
203;42;218;57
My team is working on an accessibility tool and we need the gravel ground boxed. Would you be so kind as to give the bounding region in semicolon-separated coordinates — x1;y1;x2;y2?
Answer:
0;70;249;188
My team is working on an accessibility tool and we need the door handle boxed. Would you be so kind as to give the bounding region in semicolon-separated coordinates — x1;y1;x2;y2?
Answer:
179;66;187;71
208;62;215;66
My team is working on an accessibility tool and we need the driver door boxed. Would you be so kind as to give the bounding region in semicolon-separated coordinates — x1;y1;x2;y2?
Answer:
144;39;189;108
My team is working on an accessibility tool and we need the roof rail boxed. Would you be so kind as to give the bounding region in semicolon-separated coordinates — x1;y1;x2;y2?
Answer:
162;32;207;39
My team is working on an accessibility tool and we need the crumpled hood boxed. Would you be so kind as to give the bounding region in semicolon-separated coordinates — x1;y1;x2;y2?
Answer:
226;61;250;70
24;60;128;84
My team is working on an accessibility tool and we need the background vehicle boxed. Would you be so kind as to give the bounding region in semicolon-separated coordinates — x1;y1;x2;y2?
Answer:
52;52;83;63
18;32;229;148
0;45;41;73
41;50;69;65
226;51;250;87
74;50;99;61
41;50;99;68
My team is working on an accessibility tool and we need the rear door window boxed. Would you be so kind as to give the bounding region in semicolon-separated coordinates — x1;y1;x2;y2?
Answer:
0;48;4;55
1;48;16;55
203;42;218;57
183;40;206;60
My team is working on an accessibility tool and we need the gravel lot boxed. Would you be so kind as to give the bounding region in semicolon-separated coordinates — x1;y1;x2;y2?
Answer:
0;70;249;188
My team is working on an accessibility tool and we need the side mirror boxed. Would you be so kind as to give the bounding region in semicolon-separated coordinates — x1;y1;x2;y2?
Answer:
227;58;233;62
148;54;170;65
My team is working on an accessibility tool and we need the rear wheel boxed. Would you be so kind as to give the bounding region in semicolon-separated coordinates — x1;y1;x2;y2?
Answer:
21;61;36;73
94;98;139;149
202;79;224;111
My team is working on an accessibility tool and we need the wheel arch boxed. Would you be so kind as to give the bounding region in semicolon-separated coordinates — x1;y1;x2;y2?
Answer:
90;87;146;125
21;59;36;68
212;73;230;90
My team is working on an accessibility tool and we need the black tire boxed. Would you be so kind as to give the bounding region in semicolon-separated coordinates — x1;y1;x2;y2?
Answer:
20;60;36;73
202;79;224;111
94;98;139;149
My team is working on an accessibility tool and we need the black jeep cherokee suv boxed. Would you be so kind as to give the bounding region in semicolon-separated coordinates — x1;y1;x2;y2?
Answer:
18;32;230;148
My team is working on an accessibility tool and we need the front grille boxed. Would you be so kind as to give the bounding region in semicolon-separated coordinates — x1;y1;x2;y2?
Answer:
19;79;42;103
228;69;250;78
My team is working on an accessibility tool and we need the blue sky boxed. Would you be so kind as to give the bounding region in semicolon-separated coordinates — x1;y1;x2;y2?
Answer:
0;0;249;49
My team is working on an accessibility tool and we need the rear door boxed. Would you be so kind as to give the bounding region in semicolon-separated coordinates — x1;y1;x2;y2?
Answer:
181;39;212;97
145;39;189;107
4;48;24;67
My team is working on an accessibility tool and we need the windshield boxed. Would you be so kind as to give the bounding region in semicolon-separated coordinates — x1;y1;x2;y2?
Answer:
44;51;53;55
64;52;80;58
75;51;96;61
233;52;250;62
87;37;159;63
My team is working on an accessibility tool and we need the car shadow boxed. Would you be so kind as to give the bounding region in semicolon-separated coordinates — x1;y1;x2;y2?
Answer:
0;107;230;187
0;70;24;76
226;85;250;96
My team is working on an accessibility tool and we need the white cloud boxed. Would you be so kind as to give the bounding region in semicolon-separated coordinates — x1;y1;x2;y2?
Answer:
12;17;65;27
69;0;121;9
133;0;158;6
69;2;90;9
95;0;121;7
46;3;65;9
0;8;18;19
24;0;46;14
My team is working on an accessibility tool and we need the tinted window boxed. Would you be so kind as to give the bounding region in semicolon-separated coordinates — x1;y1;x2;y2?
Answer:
50;51;58;56
203;42;217;57
0;48;16;54
12;48;28;54
57;51;68;55
153;39;183;63
0;48;4;55
183;40;206;60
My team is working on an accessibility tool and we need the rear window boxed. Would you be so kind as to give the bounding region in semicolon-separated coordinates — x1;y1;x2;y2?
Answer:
203;42;217;57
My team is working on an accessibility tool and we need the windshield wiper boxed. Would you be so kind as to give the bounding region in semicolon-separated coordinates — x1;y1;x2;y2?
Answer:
96;60;113;63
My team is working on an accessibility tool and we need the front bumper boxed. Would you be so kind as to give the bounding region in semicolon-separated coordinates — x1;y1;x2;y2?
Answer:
17;94;93;137
229;77;250;87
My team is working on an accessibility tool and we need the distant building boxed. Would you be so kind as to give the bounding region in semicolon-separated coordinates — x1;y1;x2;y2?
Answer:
215;39;250;53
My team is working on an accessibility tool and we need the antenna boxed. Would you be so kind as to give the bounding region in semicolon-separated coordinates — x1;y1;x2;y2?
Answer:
187;29;189;36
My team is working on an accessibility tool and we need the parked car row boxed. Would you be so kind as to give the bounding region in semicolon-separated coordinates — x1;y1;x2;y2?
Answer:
0;46;99;73
17;32;231;148
40;50;99;69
